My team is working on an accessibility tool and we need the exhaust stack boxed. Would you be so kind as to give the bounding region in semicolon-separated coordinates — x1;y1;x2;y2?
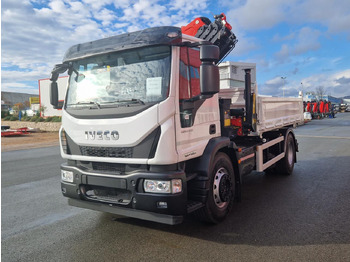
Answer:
244;69;254;132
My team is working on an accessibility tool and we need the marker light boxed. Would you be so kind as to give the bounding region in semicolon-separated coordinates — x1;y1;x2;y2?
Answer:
224;110;231;127
172;179;182;193
167;32;179;38
61;170;74;183
61;129;68;154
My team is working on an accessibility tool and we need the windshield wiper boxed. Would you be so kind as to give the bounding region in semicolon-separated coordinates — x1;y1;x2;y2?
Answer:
68;101;101;109
128;99;145;105
101;99;145;106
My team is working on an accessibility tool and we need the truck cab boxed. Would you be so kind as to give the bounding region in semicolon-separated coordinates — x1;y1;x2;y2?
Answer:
52;26;227;224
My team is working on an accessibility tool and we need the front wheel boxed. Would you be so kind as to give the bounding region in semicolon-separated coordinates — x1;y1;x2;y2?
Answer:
196;152;235;224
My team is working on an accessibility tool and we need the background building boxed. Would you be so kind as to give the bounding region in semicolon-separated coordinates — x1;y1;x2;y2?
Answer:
219;61;256;89
1;91;39;108
303;92;330;102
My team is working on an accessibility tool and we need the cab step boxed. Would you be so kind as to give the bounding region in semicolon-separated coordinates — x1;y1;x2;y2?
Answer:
187;201;204;213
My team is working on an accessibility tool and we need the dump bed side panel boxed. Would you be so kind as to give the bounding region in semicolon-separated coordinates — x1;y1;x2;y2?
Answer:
219;88;304;135
256;96;304;133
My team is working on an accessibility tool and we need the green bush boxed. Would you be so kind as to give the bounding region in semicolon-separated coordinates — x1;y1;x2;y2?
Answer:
51;116;62;122
3;115;11;121
1;110;10;118
10;116;19;121
45;117;53;122
30;116;39;122
30;116;45;122
21;116;31;121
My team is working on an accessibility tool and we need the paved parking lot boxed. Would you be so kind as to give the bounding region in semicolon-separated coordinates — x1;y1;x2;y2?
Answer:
2;113;350;261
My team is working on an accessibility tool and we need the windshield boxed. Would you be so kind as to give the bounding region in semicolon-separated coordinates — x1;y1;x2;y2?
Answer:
66;46;171;109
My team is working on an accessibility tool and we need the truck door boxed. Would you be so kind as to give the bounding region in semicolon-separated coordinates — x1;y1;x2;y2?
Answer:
176;46;220;162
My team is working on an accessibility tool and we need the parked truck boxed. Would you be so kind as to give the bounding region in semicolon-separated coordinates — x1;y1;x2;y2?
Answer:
50;14;304;225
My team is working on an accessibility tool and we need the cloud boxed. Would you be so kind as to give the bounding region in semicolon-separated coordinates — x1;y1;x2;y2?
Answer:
81;0;114;11
289;0;350;35
169;0;208;18
293;27;321;55
2;66;49;82
227;0;289;31
1;82;40;95
300;69;350;97
259;69;350;98
272;32;296;42
2;0;105;69
274;27;321;63
2;0;349;99
266;76;285;86
259;76;289;96
1;0;215;94
225;0;350;37
336;77;350;85
275;44;291;63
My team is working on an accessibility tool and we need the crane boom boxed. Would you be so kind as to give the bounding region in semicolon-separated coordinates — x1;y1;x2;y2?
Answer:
181;13;238;63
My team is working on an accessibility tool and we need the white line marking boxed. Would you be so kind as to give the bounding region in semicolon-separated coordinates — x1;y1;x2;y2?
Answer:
296;135;350;140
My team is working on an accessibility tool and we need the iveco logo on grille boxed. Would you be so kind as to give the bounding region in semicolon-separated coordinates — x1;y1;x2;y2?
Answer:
85;130;119;140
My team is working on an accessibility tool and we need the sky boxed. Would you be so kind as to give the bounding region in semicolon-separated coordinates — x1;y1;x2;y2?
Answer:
1;0;350;98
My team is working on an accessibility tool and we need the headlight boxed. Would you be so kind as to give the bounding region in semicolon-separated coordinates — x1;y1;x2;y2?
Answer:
144;179;182;194
61;170;74;183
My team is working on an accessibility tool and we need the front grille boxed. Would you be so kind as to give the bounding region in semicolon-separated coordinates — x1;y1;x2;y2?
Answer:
80;146;133;158
92;162;125;173
81;185;132;205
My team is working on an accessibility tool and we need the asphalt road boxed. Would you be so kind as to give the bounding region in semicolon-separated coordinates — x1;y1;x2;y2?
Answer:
2;113;350;261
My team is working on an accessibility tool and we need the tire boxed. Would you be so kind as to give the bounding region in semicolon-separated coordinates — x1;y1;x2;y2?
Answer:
196;152;235;224
276;133;295;175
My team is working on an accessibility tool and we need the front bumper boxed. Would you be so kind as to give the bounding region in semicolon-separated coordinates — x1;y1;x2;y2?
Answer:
60;163;187;225
68;198;183;225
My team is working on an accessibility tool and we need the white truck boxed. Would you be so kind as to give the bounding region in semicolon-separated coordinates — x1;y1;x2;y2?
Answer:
50;14;303;224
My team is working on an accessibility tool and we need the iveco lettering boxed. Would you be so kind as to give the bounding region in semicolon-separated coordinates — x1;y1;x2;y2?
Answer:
85;131;119;140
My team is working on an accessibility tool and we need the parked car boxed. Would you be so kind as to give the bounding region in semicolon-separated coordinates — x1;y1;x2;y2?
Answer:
340;104;346;113
346;104;350;112
333;104;340;113
304;112;312;122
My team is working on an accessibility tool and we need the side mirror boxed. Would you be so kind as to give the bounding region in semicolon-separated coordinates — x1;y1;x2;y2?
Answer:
200;45;220;96
50;82;61;109
50;63;69;109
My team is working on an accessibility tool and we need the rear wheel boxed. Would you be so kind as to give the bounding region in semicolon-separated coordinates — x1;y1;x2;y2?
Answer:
196;152;235;223
276;133;295;175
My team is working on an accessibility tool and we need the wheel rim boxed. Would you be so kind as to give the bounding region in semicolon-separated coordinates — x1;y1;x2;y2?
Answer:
213;167;232;208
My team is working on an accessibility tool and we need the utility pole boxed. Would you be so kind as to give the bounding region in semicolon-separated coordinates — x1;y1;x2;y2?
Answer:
300;82;304;98
281;76;286;97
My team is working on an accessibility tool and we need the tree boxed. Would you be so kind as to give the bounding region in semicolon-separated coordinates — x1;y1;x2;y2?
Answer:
12;105;20;115
24;100;30;109
315;86;326;101
14;102;25;110
39;105;46;117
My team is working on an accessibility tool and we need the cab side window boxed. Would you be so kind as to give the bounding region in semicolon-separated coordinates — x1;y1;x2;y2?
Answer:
179;47;200;100
179;47;201;127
